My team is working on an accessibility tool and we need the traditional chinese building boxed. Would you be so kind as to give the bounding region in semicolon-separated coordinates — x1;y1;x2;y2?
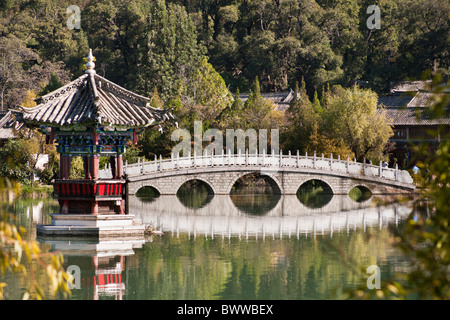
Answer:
379;81;450;167
18;49;174;238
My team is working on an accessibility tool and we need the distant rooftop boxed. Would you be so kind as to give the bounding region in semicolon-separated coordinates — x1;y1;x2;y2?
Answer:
0;110;23;140
389;80;432;94
379;80;449;126
235;90;295;111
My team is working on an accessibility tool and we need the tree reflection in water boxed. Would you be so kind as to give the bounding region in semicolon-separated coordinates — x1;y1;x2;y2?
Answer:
135;186;160;203
297;180;333;208
176;180;214;209
230;173;281;215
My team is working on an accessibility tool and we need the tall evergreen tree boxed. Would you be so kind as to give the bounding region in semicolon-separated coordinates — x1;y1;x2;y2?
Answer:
136;0;205;101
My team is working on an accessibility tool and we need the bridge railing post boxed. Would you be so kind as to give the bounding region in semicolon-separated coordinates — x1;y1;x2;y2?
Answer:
379;160;382;178
279;149;282;167
330;153;333;171
159;155;162;171
188;151;191;168
395;163;398;181
296;150;299;168
194;151;197;168
346;156;349;173
363;158;366;175
313;151;316;169
154;155;157;172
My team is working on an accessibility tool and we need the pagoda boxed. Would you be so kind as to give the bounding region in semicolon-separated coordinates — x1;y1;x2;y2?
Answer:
19;49;174;239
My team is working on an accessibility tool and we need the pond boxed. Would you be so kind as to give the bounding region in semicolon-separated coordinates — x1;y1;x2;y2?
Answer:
1;185;415;300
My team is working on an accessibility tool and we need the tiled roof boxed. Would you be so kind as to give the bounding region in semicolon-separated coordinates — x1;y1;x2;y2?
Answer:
0;110;23;139
236;90;295;111
17;73;174;128
406;91;441;108
378;95;414;108
16;49;174;129
390;80;432;93
383;107;450;126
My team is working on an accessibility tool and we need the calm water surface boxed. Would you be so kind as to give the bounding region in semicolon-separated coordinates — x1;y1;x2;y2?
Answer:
2;187;415;300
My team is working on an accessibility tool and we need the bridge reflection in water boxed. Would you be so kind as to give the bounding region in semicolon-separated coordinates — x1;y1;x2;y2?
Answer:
128;193;412;240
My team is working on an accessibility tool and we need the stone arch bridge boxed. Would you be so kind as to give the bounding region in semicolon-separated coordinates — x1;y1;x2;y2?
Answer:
99;151;415;196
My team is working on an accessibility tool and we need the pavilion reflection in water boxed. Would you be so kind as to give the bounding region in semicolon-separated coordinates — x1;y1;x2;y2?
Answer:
44;239;144;300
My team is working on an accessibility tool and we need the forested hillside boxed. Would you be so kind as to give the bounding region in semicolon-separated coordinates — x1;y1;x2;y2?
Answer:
0;0;448;163
1;0;447;105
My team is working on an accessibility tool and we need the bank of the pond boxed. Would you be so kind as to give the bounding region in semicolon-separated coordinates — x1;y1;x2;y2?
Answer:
0;184;54;200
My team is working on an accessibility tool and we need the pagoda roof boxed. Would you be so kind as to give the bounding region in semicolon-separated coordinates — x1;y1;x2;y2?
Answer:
17;50;174;129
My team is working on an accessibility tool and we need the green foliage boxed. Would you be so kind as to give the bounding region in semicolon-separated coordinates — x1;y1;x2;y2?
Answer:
336;76;449;300
123;144;143;165
217;88;244;129
0;139;33;184
69;156;84;180
1;0;447;108
398;77;450;299
242;77;276;129
283;82;390;161
133;0;205;100
321;85;393;162
282;79;320;154
182;56;233;127
37;144;59;185
0;178;72;300
38;73;63;97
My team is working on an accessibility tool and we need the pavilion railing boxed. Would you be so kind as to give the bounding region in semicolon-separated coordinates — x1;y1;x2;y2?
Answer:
54;179;125;198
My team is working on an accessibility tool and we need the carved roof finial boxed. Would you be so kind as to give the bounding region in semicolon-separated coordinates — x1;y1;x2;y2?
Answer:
85;48;96;75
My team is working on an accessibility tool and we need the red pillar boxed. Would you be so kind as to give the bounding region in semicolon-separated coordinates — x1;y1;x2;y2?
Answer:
91;154;99;214
117;154;124;214
92;130;100;180
59;155;70;213
84;156;91;179
91;155;99;180
60;155;70;179
117;155;123;179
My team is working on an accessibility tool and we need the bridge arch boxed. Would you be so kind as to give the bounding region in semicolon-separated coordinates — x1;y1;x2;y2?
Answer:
226;171;283;195
175;177;216;195
348;185;373;202
136;184;162;197
293;177;336;196
296;179;334;208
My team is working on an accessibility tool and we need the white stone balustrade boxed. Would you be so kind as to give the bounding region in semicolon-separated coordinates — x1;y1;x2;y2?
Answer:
99;150;413;185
